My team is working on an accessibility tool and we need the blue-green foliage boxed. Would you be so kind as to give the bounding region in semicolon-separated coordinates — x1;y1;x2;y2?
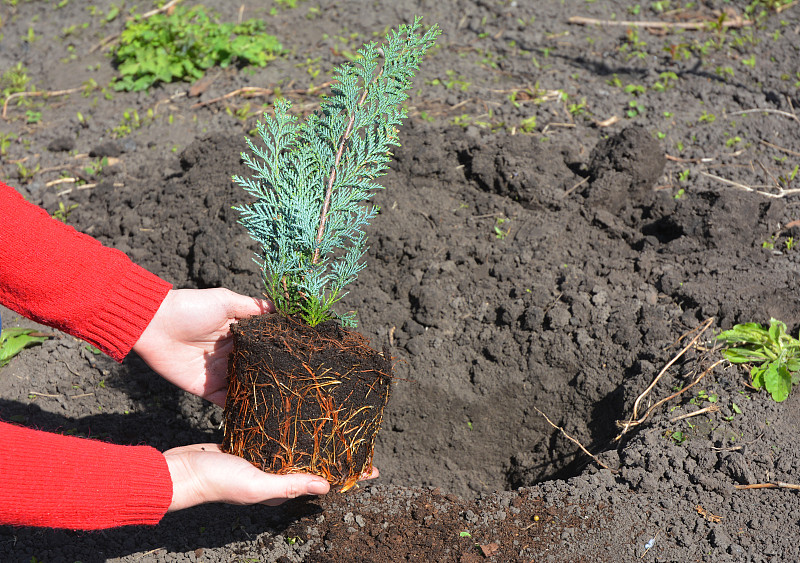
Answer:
234;18;439;326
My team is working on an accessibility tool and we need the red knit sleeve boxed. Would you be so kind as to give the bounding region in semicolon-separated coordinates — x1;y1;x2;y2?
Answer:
0;421;172;529
0;181;172;361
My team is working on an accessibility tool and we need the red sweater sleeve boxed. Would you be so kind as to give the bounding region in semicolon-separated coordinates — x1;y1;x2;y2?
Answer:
0;182;175;528
0;181;172;361
0;421;173;529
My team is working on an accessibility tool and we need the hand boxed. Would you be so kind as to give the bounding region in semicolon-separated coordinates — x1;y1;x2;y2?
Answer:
132;288;273;406
164;444;380;510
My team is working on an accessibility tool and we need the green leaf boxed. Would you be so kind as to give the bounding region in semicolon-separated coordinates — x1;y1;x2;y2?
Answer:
751;364;767;389
722;347;769;363
764;361;792;402
0;328;48;367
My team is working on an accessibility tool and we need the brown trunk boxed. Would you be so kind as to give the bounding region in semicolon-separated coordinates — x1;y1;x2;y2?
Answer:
221;313;392;492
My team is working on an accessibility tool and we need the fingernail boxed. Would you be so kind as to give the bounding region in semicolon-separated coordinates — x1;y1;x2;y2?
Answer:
307;480;329;495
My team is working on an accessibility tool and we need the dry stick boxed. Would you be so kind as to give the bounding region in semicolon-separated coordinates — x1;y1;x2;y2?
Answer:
567;15;752;30
2;87;82;120
760;139;800;158
669;404;719;423
736;482;800;491
563;176;589;197
728;108;800;123
628;318;714;426
139;0;182;19
756;159;783;190
617;359;723;439
534;407;617;473
700;171;800;199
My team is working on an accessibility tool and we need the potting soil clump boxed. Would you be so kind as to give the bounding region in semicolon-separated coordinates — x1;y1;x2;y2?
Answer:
222;314;392;491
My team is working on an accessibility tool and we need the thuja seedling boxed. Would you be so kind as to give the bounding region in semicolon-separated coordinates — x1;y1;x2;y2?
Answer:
234;18;440;327
717;318;800;402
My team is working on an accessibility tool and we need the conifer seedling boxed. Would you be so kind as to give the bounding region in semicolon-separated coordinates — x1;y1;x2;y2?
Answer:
233;17;440;327
223;19;439;491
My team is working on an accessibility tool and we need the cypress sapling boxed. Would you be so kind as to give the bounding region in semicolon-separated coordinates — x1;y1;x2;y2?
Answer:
223;19;439;490
233;17;440;327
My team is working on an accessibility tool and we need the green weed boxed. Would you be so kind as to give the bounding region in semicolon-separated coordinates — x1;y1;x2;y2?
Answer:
52;201;79;222
718;318;800;402
0;328;48;367
494;217;510;240
520;115;537;133
1;63;31;103
112;5;283;91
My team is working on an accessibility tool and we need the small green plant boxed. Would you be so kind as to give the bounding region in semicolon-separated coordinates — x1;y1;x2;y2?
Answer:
698;111;716;124
24;110;41;124
15;161;40;184
52;201;79;222
741;54;756;68
111;108;143;137
671;430;687;444
520;115;537;133
725;136;742;148
0;328;48;367
626;99;645;118
112;5;283;91
1;63;31;100
494;217;510;239
717;318;800;402
0;132;16;156
234;19;439;327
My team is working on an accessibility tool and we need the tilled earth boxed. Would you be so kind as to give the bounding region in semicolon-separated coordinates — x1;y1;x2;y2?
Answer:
2;0;800;561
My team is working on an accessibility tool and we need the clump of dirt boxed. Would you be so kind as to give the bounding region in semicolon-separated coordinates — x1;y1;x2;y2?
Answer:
2;0;800;561
223;314;392;489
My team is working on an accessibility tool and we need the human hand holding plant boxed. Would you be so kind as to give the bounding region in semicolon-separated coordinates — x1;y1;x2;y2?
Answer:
164;444;329;510
133;288;273;406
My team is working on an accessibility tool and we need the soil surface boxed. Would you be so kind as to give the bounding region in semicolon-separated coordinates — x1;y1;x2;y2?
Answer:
2;0;800;561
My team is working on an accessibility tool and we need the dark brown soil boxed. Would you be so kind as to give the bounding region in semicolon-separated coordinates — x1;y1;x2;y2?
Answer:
223;314;392;489
2;0;800;561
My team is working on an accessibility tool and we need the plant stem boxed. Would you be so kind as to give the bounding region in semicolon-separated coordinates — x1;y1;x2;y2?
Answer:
312;67;381;264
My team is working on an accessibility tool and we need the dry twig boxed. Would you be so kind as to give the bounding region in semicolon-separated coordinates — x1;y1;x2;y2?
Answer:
736;482;800;491
728;108;800;123
700;171;800;199
617;359;723;439
669;404;719;423
696;505;723;523
567;15;752;31
2;87;82;120
615;319;722;440
760;139;800;158
534;407;617;473
629;319;714;422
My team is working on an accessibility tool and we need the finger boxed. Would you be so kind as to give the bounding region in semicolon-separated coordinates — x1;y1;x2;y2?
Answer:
361;466;379;480
260;473;330;506
221;289;275;318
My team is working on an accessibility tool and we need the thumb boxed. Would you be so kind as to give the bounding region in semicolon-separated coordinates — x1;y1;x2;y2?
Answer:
260;473;331;506
220;288;275;319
